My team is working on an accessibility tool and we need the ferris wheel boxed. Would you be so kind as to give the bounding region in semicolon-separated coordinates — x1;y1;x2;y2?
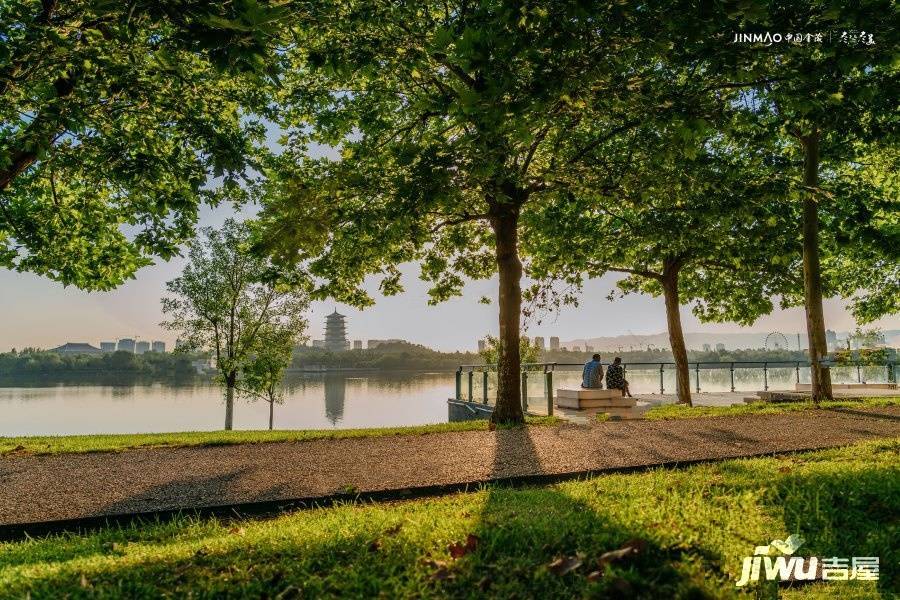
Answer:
765;332;790;351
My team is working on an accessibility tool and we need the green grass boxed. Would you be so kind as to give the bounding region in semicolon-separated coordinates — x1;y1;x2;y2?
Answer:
2;439;896;599
644;396;900;420
0;416;561;457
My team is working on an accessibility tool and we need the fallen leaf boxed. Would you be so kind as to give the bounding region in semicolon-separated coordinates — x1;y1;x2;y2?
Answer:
368;540;382;552
448;534;479;558
586;570;602;582
229;527;246;536
422;559;453;581
548;554;583;576
384;523;403;536
778;466;792;474
80;574;90;588
597;538;647;574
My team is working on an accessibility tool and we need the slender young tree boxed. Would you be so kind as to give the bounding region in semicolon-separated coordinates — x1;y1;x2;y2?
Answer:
162;220;309;430
253;0;693;423
240;323;301;430
0;0;287;288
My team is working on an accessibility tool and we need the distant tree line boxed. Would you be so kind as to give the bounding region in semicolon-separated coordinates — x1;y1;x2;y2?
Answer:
0;349;202;381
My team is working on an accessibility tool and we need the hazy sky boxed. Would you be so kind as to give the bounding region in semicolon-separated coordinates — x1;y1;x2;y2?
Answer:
2;196;896;352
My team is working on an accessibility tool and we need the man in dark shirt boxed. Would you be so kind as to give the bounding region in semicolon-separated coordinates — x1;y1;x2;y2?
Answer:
605;357;632;397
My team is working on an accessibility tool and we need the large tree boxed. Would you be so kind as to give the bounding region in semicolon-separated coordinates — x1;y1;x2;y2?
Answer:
253;0;693;423
0;0;287;288
525;136;798;405
162;219;309;430
672;0;899;402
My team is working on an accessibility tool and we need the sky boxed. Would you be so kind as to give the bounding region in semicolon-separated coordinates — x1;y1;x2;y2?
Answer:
1;196;897;352
2;127;897;353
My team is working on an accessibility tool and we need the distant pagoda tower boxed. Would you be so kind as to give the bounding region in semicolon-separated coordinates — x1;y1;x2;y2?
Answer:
324;310;349;352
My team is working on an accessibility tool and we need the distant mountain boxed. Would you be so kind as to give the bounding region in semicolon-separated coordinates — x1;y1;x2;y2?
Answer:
562;329;900;352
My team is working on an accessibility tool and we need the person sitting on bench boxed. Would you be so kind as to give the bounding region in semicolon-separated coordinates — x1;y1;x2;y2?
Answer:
605;357;632;397
582;354;604;389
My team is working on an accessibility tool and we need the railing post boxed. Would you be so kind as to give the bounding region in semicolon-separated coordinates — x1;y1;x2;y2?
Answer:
468;370;474;402
795;362;800;385
482;370;489;404
857;364;862;383
695;362;701;393
545;368;553;416
455;368;462;401
763;362;768;391
888;363;895;384
730;362;735;392
521;370;528;413
659;363;664;394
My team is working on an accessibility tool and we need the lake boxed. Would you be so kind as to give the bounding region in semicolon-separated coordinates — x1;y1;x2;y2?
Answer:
0;365;888;436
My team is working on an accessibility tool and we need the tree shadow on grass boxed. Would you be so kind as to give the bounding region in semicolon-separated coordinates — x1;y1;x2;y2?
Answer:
4;425;735;598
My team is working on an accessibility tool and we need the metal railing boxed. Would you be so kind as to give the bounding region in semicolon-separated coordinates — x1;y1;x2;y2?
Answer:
454;360;898;416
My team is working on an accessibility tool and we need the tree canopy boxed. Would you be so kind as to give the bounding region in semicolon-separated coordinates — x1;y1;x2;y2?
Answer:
0;0;288;288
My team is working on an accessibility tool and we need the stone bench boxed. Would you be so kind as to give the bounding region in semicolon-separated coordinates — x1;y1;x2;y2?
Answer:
555;388;649;420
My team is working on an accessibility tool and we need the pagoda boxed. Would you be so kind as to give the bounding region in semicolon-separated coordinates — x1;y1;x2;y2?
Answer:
324;310;350;352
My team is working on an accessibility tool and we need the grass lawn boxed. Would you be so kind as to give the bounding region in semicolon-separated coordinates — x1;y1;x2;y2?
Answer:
2;439;897;599
0;416;561;457
644;396;900;420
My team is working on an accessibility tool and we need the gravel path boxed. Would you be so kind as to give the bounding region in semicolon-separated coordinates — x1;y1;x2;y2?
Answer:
2;407;898;528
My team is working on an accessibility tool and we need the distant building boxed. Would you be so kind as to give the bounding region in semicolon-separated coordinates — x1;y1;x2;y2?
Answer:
100;342;116;353
353;340;363;350
549;336;560;351
534;336;545;350
715;342;726;352
367;339;405;349
151;341;166;353
702;343;711;352
477;339;487;352
825;329;837;351
51;342;102;355
585;345;594;352
117;338;136;353
325;311;350;352
135;341;150;354
573;346;581;352
312;340;328;349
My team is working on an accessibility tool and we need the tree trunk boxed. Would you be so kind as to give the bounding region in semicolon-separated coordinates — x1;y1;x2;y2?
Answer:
661;263;692;406
224;373;235;430
801;130;833;404
490;204;524;424
268;399;274;430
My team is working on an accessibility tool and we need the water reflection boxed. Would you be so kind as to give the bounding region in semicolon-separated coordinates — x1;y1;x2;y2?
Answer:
323;374;346;424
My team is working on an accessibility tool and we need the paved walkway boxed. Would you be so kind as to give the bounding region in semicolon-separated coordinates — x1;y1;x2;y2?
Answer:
1;407;898;531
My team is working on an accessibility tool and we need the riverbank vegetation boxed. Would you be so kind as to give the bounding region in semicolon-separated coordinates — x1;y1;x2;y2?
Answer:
0;416;560;456
2;439;895;598
0;349;201;382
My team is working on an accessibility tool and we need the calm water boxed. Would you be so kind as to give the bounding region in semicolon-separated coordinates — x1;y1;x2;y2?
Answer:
0;366;890;436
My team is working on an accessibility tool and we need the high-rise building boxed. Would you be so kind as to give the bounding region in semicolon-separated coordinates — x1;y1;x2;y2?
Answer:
135;341;150;354
825;329;837;350
353;340;363;350
534;336;545;350
549;336;560;351
477;339;487;352
151;341;166;353
324;311;350;352
117;338;136;353
100;342;116;353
